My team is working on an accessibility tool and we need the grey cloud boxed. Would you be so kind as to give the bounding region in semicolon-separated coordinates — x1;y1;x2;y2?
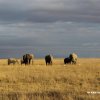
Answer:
0;0;100;58
0;0;100;23
0;22;100;48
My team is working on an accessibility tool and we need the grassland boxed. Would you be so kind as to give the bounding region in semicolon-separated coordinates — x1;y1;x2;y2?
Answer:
0;58;99;100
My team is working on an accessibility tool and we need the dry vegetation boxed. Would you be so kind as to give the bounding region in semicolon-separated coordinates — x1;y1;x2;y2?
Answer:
0;58;99;100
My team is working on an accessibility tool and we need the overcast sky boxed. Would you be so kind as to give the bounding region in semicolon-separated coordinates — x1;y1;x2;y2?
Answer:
0;0;100;48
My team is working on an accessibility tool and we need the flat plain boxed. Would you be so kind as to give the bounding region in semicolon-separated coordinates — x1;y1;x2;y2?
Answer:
0;58;99;100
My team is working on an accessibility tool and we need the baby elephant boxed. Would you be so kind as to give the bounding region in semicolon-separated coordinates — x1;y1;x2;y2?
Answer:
64;57;72;64
8;58;19;65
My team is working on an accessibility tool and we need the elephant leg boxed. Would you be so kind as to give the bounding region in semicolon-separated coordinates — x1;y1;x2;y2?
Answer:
46;62;47;65
29;59;31;64
50;61;52;65
32;59;34;65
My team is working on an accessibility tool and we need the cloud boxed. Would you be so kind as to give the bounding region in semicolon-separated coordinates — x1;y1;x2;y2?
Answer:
0;0;100;23
0;0;100;58
82;43;100;47
0;21;100;48
0;0;100;47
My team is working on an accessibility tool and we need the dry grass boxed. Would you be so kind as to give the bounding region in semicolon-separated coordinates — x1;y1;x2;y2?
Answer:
0;58;99;100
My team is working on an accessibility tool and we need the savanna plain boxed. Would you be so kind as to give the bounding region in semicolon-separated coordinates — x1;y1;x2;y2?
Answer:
0;58;99;100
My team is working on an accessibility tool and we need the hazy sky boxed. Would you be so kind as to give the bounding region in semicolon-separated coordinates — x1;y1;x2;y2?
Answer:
0;0;100;48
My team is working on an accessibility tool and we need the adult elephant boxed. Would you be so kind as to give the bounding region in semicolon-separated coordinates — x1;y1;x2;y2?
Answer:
45;55;53;65
21;54;34;65
69;53;78;64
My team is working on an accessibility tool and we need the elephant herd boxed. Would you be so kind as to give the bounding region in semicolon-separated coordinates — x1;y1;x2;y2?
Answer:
8;54;34;65
8;53;78;65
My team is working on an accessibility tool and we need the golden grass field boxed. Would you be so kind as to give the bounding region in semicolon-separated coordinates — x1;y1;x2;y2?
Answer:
0;58;99;100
